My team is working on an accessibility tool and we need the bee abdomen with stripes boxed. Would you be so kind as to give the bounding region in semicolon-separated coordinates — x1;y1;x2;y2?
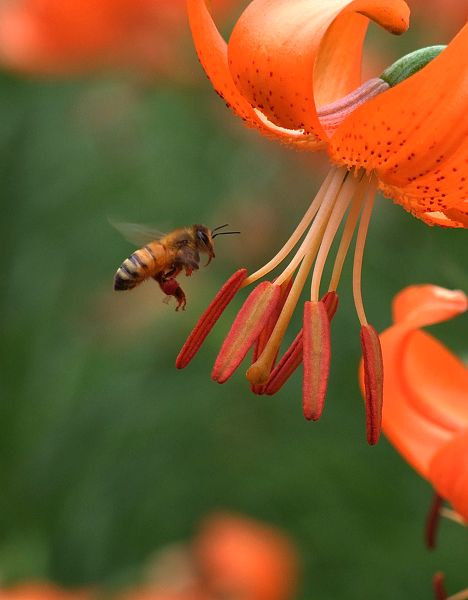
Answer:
114;247;156;291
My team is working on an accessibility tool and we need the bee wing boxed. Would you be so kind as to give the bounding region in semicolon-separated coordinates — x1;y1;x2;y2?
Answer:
109;220;167;246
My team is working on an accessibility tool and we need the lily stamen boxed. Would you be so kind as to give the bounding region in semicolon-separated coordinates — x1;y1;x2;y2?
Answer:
353;180;377;326
274;167;347;286
310;170;368;301
328;182;367;292
246;167;348;385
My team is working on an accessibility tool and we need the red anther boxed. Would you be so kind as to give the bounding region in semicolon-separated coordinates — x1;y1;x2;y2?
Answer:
264;329;303;395
302;301;331;421
360;324;384;445
264;292;339;395
433;572;448;600
251;280;292;395
425;493;444;550
321;290;339;320
176;268;247;369
212;282;282;384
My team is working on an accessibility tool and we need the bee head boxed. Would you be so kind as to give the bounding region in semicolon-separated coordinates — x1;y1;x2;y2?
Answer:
194;224;216;265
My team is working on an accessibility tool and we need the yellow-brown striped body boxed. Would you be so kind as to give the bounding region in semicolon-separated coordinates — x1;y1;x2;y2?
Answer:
113;225;217;309
114;242;166;291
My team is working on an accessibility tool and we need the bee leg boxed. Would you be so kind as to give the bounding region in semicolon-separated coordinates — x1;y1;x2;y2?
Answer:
184;261;199;277
155;276;187;311
174;287;187;311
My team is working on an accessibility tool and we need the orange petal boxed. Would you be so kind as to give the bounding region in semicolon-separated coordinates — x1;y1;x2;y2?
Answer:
329;24;468;227
392;285;468;328
378;327;453;478
187;0;264;125
429;430;468;522
187;0;322;148
373;285;468;477
228;0;409;135
402;331;468;435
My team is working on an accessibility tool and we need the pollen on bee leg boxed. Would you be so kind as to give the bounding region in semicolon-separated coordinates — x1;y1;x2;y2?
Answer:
212;281;282;384
302;301;331;421
360;324;384;445
175;269;247;369
264;292;339;396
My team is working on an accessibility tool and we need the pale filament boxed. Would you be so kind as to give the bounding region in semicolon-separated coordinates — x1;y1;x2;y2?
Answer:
447;590;468;600
241;169;336;288
246;168;348;384
310;171;368;301
440;507;467;526
353;180;377;326
275;167;348;286
328;177;367;292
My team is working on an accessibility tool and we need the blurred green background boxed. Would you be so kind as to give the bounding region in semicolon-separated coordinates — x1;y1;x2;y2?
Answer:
0;3;466;599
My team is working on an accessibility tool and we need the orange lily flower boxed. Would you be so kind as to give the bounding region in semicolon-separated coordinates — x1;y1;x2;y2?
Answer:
376;284;468;521
177;0;467;444
0;0;234;76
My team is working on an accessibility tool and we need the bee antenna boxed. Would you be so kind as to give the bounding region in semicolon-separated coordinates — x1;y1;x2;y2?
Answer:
212;231;241;238
211;223;229;233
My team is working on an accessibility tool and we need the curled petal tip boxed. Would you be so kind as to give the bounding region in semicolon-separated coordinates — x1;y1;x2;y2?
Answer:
212;281;281;384
360;324;384;445
303;301;331;421
175;268;247;369
392;285;468;327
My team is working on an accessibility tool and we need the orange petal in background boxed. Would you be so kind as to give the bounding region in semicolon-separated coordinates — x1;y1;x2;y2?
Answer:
228;0;409;136
187;0;323;148
366;285;468;477
194;513;298;600
429;430;468;522
328;24;468;227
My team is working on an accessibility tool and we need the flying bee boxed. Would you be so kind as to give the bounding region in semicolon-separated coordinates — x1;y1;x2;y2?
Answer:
112;222;240;310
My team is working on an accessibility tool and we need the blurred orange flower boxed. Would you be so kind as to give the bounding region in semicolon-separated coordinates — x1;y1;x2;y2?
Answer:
0;515;297;600
193;513;298;600
123;513;298;600
376;285;468;521
0;583;90;600
177;0;467;444
0;0;234;76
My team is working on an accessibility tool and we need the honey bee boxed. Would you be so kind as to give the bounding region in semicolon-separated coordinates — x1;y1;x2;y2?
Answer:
113;222;240;310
